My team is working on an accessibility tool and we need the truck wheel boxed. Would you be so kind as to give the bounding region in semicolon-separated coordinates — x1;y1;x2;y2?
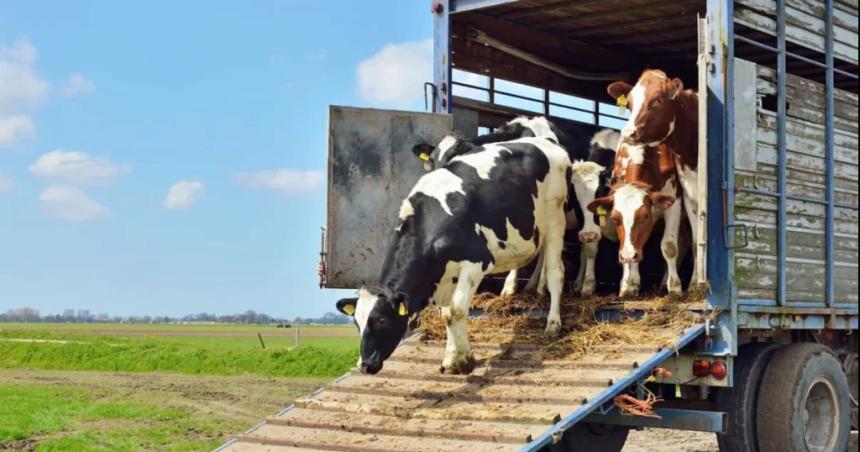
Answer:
756;343;851;452
715;342;781;452
556;422;628;452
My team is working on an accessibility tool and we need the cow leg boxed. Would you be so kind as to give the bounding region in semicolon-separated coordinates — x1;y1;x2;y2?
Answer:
662;200;683;295
683;193;702;288
573;249;586;293
523;251;545;295
620;262;641;297
500;269;518;297
543;207;566;337
441;263;481;374
581;241;598;296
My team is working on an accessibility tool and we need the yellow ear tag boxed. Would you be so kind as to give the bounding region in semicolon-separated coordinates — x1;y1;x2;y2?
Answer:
597;206;608;227
418;152;431;162
342;305;355;316
617;94;629;115
398;302;408;317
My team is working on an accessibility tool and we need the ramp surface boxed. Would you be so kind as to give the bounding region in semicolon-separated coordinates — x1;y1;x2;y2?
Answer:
221;324;704;452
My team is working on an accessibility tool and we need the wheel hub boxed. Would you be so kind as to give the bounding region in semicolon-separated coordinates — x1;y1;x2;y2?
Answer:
803;376;840;452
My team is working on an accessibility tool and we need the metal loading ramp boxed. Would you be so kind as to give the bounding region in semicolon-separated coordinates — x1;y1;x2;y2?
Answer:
221;321;705;452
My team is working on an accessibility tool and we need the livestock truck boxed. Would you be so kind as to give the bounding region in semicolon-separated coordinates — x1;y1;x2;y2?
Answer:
222;1;859;451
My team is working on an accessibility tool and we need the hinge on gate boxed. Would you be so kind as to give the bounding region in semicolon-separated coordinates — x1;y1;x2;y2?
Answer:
725;223;749;249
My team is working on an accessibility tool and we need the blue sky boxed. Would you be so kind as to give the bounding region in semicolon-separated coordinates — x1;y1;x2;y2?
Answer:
0;1;434;318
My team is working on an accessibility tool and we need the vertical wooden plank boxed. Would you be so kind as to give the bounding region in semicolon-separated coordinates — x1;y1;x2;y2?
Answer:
734;59;759;172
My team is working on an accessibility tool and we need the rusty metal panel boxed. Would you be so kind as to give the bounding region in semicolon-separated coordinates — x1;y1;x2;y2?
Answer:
325;106;453;289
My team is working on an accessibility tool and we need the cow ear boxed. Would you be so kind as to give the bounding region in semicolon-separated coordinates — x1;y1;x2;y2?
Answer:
388;292;410;317
411;143;435;161
587;196;614;214
336;297;358;317
669;78;684;99
607;81;633;101
650;193;675;210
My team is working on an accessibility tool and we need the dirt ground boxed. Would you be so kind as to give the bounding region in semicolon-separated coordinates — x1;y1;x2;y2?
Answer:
625;429;718;451
0;369;325;442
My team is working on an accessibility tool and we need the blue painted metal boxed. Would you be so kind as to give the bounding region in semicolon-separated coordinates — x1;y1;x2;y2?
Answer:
824;0;835;308
433;0;452;113
584;408;727;433
521;324;707;451
704;0;737;360
450;0;519;13
705;0;731;315
776;0;788;306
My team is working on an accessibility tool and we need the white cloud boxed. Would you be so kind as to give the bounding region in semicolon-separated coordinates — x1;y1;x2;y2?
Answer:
357;39;432;107
62;73;95;96
233;168;322;196
38;185;110;222
163;180;205;210
29;150;130;186
0;172;14;194
0;114;36;146
0;39;49;147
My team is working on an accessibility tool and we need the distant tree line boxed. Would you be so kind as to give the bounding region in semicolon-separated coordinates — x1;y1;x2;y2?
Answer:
0;307;351;325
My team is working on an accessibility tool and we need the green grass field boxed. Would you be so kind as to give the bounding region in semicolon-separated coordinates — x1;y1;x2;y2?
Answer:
0;323;358;378
0;322;356;450
0;385;228;451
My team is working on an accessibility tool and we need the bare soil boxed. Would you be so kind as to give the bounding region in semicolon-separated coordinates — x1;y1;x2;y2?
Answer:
625;429;718;451
0;369;325;440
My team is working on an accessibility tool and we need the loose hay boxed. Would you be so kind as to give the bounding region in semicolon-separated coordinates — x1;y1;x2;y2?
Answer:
417;291;712;360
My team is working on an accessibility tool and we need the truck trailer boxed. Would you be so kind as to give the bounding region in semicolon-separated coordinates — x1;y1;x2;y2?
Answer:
222;1;858;450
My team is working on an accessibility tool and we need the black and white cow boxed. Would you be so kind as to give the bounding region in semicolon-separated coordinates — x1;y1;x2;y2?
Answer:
570;129;620;296
412;116;615;297
337;136;571;375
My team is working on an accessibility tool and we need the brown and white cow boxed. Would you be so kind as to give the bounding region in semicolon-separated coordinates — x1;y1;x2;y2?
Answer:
588;142;682;296
605;69;700;291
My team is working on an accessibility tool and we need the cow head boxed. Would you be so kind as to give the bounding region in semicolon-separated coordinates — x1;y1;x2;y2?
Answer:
411;116;559;172
571;161;606;243
411;134;466;172
336;286;410;374
608;70;683;146
587;182;674;264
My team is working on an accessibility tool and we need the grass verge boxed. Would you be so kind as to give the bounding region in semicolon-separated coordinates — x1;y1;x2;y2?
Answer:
0;384;228;451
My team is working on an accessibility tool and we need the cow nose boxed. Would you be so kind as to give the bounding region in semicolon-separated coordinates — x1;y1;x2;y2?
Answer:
579;231;600;243
619;251;641;264
622;129;640;143
360;361;381;375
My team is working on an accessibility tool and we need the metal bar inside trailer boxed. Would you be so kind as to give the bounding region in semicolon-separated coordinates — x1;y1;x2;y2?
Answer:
776;0;788;307
825;0;836;308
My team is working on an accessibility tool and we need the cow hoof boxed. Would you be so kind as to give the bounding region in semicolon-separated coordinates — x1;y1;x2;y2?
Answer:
500;286;517;297
581;278;595;297
619;286;640;298
544;318;562;337
442;355;476;375
667;277;683;296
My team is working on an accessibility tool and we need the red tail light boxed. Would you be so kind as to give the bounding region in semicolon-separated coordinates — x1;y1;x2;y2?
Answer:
710;360;728;380
692;359;711;377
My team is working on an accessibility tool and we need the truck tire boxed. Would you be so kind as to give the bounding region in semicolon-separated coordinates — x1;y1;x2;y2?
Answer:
715;342;781;452
756;343;851;452
556;422;628;452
